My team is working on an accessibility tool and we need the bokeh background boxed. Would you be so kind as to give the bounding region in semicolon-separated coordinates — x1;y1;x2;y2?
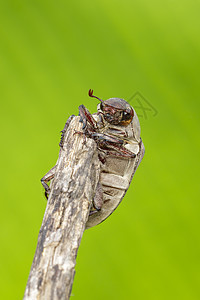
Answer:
0;0;200;299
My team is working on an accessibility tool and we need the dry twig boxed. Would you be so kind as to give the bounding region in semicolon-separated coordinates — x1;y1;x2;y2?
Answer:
24;116;100;300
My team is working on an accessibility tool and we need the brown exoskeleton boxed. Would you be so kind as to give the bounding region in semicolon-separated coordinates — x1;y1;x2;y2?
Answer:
41;90;145;228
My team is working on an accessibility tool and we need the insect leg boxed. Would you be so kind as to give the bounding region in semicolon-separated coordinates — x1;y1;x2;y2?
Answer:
79;105;97;130
59;115;75;148
101;148;136;158
73;129;87;145
98;152;106;164
106;128;128;138
89;209;100;216
89;182;104;216
91;132;124;145
41;165;57;199
91;133;136;158
102;143;136;158
93;181;104;210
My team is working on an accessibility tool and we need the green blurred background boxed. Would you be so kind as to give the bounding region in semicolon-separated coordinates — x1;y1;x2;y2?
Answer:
0;0;200;299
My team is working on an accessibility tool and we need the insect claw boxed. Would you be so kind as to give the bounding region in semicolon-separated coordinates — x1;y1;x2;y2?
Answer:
95;206;101;211
73;129;87;145
79;114;83;122
78;116;86;129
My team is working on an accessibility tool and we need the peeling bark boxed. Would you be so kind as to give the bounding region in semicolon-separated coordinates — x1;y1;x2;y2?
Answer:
24;117;100;300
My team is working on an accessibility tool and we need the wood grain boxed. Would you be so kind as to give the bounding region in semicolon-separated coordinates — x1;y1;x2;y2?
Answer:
24;116;100;300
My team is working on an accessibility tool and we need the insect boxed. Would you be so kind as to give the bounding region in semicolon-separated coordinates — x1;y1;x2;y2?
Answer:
41;90;145;229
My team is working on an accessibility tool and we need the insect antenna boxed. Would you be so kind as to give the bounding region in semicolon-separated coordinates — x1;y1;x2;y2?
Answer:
88;89;104;103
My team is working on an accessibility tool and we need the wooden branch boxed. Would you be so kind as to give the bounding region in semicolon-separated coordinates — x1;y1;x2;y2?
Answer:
24;116;100;300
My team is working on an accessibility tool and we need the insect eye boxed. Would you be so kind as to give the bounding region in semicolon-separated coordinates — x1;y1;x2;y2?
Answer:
123;111;131;120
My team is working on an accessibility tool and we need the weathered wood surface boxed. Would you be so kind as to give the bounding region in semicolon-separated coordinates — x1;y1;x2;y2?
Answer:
24;116;100;300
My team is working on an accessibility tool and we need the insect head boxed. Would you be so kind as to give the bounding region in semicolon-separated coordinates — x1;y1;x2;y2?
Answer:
88;89;134;126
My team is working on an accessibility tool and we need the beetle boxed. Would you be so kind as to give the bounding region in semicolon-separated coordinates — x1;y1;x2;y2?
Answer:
41;89;145;229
